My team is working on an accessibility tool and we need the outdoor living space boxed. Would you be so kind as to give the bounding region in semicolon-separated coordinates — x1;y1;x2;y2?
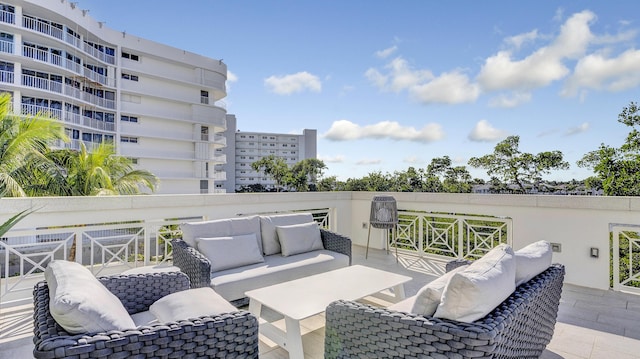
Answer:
2;191;640;358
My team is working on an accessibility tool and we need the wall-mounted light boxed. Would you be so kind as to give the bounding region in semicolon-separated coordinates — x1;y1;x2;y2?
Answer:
590;247;599;258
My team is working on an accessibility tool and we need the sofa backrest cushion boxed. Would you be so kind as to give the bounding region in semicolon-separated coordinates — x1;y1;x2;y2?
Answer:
44;260;136;334
260;213;315;255
181;215;262;252
149;287;236;322
515;240;553;286
196;233;265;272
434;243;516;323
410;264;468;316
277;222;324;256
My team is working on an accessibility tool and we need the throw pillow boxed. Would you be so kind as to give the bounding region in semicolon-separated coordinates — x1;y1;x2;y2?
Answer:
410;265;468;316
150;287;236;322
260;213;314;255
276;221;324;257
515;240;552;286
197;233;264;272
434;243;516;323
44;260;136;334
180;216;262;252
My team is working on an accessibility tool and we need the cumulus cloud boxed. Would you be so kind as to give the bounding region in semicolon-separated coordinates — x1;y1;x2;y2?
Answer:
356;159;382;165
376;45;398;59
410;71;480;104
565;122;590;135
264;71;322;95
562;49;640;96
468;120;509;142
504;29;540;49
318;154;345;163
488;92;532;108
323;120;444;143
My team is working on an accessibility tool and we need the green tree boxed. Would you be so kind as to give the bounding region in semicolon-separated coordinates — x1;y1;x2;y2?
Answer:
0;93;67;197
468;135;569;193
290;158;327;191
577;102;640;196
251;155;290;192
443;166;472;193
42;142;158;196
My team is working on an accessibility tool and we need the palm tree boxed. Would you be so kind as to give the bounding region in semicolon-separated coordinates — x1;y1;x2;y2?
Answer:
0;93;67;197
46;142;159;196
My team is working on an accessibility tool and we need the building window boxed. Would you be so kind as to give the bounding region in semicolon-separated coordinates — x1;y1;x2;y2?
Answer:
200;90;209;104
121;73;138;81
128;158;138;164
122;52;139;61
201;126;209;141
121;136;138;143
121;115;138;123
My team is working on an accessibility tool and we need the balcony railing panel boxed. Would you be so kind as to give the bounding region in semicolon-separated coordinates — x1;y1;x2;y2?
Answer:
0;39;13;54
0;70;13;83
0;9;15;24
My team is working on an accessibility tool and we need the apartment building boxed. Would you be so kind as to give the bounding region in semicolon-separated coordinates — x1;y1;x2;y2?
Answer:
0;0;227;194
217;115;317;192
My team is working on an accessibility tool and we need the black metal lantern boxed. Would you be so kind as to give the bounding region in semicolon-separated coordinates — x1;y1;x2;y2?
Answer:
366;195;398;260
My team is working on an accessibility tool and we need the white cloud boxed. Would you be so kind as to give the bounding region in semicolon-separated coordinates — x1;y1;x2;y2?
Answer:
376;45;398;59
318;154;345;163
356;159;382;165
410;71;480;104
264;71;322;95
504;29;539;49
403;156;422;164
562;49;640;96
488;92;532;108
477;10;596;92
323;119;444;143
468;119;509;142
565;122;590;135
365;57;433;93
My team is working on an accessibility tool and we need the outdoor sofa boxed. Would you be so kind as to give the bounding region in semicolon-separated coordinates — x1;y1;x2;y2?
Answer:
33;260;258;359
325;242;565;359
173;212;352;306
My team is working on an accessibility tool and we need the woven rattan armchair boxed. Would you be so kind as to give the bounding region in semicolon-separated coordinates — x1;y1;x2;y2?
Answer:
325;263;565;359
33;271;259;359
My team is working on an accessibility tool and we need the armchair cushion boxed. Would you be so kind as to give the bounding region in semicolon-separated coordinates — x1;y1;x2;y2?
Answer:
44;260;135;334
277;221;324;256
197;233;264;272
150;287;236;322
515;240;553;285
260;213;314;255
410;264;468;315
434;243;516;322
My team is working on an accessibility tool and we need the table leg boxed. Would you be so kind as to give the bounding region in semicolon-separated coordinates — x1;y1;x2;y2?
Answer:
284;316;304;359
392;283;406;300
248;299;262;317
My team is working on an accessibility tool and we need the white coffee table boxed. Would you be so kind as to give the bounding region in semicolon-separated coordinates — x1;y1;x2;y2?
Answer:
245;265;411;359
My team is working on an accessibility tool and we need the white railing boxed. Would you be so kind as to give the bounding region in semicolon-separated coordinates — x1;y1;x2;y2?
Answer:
22;16;63;41
0;9;14;24
0;70;13;84
82;43;116;65
0;39;13;54
611;224;640;295
21;104;62;120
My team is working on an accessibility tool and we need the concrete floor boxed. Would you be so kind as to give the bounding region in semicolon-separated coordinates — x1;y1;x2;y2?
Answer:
2;245;640;358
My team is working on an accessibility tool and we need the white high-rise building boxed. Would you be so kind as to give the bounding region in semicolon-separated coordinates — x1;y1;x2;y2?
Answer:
0;0;227;194
217;115;317;192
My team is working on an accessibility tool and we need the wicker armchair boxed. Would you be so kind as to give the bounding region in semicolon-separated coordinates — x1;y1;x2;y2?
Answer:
33;271;259;359
173;228;352;306
325;263;565;359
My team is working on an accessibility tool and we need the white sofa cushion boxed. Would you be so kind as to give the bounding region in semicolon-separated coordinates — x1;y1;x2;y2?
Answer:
44;260;135;334
197;233;264;272
515;240;553;286
210;249;349;302
434;244;516;323
150;287;236;322
410;265;468;316
260;213;314;255
181;216;262;252
277;222;324;256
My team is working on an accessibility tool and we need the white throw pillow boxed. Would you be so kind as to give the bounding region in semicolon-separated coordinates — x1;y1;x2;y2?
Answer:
150;287;236;322
434;244;516;323
180;216;262;252
197;233;264;272
410;265;468;316
276;222;324;257
515;240;553;286
260;213;315;255
44;260;136;334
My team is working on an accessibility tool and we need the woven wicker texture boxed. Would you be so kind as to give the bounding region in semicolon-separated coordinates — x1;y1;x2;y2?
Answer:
325;263;565;359
172;227;352;298
33;271;259;359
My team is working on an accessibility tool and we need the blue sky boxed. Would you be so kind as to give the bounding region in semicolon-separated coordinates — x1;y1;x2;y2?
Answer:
81;0;640;181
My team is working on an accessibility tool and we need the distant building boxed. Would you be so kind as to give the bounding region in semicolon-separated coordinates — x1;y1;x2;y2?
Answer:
0;0;228;194
217;115;317;192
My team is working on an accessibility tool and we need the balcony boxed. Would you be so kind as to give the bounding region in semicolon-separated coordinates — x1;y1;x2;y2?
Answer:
1;192;640;358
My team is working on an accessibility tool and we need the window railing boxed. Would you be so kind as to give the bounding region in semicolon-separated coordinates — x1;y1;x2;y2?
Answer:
22;16;63;41
0;39;13;54
0;69;13;83
0;9;15;24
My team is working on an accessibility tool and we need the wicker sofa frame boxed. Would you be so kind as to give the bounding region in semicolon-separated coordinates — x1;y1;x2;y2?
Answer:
325;263;565;359
33;271;259;359
173;228;352;306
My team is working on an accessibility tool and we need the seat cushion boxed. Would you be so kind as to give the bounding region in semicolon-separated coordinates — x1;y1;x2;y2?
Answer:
260;213;314;255
410;265;468;316
44;260;136;334
210;250;349;302
196;233;264;272
515;240;552;286
434;244;516;322
149;287;236;322
276;222;324;256
180;215;262;251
